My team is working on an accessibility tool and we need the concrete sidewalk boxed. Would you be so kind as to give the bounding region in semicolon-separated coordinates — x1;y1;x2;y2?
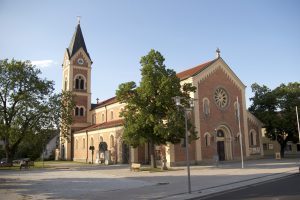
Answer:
0;158;299;200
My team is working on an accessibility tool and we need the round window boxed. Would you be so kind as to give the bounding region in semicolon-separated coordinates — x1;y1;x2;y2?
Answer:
214;88;228;108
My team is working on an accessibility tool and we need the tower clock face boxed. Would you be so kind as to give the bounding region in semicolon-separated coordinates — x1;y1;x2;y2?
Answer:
77;58;84;65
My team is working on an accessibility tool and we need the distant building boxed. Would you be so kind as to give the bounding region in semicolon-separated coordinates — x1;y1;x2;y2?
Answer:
60;21;263;166
261;128;300;158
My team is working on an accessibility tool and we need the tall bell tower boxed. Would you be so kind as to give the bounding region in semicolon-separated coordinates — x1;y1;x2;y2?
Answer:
61;18;92;160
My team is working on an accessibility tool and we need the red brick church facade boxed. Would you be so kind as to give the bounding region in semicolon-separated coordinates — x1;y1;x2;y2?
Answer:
60;22;263;166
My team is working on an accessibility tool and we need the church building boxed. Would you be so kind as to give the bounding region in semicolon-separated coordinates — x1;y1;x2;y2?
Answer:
60;21;263;166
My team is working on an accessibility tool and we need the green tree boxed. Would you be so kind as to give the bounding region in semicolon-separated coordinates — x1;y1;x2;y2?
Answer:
49;91;75;144
116;50;196;168
0;59;74;165
249;82;300;157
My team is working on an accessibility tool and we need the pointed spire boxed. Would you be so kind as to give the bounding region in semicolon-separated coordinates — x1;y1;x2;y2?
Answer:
67;18;90;59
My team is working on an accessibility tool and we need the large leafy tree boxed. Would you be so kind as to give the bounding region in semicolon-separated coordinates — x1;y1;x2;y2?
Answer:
49;91;75;144
116;50;196;168
249;82;300;157
0;59;74;165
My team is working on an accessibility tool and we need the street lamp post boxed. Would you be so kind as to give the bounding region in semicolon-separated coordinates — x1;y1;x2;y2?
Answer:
296;106;300;143
173;96;195;194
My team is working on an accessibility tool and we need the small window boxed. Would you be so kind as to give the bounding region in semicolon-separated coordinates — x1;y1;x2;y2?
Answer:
249;130;257;146
102;113;105;122
110;135;115;149
91;138;94;146
263;143;268;150
75;107;85;116
92;114;96;124
204;132;211;147
80;107;84;116
75;107;79;116
250;132;254;146
111;111;114;120
83;138;85;149
204;134;211;147
99;136;103;143
75;75;85;90
203;98;210;117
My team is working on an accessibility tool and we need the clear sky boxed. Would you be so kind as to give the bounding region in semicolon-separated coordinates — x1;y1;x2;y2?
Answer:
1;0;299;108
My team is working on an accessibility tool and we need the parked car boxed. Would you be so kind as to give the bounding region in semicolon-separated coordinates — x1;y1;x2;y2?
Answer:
0;158;8;167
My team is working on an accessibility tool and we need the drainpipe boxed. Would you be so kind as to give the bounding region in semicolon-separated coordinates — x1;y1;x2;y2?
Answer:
105;105;107;123
86;130;88;163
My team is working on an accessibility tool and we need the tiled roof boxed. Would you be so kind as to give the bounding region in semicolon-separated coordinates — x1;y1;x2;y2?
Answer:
176;59;217;80
90;59;218;111
68;23;91;59
76;119;124;133
91;96;117;110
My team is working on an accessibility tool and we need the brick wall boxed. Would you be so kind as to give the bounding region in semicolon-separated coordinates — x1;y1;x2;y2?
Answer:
197;67;246;160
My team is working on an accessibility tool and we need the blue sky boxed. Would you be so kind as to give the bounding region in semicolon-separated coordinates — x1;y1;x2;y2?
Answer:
0;0;299;107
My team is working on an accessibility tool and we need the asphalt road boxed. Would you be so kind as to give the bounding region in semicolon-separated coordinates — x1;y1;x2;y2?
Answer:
199;173;300;200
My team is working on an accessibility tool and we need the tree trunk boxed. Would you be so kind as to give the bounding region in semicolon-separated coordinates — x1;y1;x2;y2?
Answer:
279;140;287;158
150;140;156;168
280;145;285;158
5;146;14;167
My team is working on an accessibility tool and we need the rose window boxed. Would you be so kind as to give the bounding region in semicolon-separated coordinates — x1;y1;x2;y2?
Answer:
214;88;228;108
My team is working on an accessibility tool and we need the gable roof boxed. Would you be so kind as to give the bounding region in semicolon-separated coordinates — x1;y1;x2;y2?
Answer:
91;96;118;110
76;119;124;133
176;58;217;80
67;23;91;60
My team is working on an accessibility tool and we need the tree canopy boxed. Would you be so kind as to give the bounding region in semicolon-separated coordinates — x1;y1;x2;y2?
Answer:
0;59;74;164
249;82;300;157
116;49;196;167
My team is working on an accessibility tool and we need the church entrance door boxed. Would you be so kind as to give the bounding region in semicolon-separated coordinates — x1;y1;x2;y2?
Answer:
217;141;225;161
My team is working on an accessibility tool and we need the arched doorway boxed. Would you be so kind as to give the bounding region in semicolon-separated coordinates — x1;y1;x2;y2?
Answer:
216;130;225;161
216;126;233;161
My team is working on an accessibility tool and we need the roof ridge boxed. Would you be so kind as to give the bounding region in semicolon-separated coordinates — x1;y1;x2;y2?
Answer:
176;58;217;80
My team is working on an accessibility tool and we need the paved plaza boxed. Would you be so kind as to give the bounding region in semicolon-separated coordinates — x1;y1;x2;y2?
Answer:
0;158;299;200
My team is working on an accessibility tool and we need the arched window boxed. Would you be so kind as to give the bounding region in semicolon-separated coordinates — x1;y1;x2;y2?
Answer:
92;114;96;124
75;75;85;90
75;107;79;116
110;135;115;149
217;130;225;137
91;137;94;146
203;98;210;116
249;130;257;146
75;106;85;116
83;138;85;149
102;113;105;122
204;132;211;147
111;111;114;120
99;136;103;143
80;107;84;116
236;133;240;143
75;139;78;150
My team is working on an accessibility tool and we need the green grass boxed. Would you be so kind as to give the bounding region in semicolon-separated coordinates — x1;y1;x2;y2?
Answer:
0;160;89;170
0;166;20;170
